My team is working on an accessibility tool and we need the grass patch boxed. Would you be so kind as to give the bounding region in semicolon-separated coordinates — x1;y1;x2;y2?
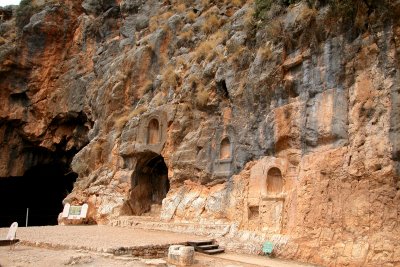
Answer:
186;11;197;22
174;3;186;13
196;85;209;107
114;106;148;132
230;0;246;7
161;65;179;90
257;42;273;61
201;14;221;34
179;29;194;42
193;30;227;63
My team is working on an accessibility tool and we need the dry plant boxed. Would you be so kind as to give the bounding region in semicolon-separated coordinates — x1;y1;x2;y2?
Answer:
179;29;194;42
92;140;104;163
193;30;227;63
231;0;245;7
196;85;209;107
114;114;130;132
257;42;273;61
210;30;228;42
235;81;246;97
148;11;174;33
114;105;148;132
161;65;178;90
229;45;252;69
354;1;368;31
138;79;153;96
201;0;210;8
176;56;188;70
186;11;197;22
201;14;221;34
174;3;186;13
129;105;147;118
266;17;285;45
297;6;317;29
161;11;174;21
243;7;255;28
149;16;159;32
194;40;215;63
187;74;201;89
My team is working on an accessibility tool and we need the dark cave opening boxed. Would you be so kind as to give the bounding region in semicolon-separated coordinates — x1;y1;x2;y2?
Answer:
129;154;170;216
216;79;229;99
0;163;77;227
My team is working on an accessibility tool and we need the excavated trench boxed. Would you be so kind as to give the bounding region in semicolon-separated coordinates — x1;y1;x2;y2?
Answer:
0;163;77;227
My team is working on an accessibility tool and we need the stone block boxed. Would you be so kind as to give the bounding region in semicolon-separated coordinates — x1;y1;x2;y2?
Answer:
167;245;194;266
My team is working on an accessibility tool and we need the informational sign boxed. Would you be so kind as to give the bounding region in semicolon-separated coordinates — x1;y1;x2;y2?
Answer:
262;241;274;255
62;203;88;219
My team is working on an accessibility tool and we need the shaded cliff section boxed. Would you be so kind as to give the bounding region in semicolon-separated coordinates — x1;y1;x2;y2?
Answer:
0;1;91;225
0;1;91;178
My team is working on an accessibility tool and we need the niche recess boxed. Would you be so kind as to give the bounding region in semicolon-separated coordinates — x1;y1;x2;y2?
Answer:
213;135;234;177
267;167;283;195
220;137;231;160
147;118;160;145
128;152;170;216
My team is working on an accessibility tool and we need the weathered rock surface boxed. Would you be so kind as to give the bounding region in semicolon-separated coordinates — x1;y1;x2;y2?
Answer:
1;0;400;266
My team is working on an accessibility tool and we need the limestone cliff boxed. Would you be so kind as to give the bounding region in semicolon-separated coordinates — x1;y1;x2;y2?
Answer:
1;0;400;266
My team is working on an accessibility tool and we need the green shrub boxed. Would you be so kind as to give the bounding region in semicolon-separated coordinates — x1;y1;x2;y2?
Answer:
254;0;273;21
15;0;40;31
254;0;301;21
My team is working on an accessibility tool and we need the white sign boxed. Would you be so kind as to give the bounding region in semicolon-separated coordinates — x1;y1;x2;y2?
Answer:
62;203;88;219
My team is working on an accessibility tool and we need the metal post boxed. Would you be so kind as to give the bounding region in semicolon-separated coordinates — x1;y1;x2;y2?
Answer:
25;208;29;227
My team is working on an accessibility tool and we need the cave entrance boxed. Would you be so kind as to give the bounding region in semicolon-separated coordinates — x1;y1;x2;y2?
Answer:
129;153;169;216
0;163;77;227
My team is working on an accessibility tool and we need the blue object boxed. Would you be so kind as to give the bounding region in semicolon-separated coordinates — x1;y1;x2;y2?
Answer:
262;241;274;255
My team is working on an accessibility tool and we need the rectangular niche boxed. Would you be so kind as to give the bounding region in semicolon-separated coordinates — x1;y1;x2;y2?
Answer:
213;136;233;176
248;205;260;220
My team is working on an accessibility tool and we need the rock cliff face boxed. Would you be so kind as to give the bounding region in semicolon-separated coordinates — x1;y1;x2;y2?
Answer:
1;0;400;266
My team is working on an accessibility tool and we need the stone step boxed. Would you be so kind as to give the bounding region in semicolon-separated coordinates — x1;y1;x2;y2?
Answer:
187;240;213;247
197;244;219;250
202;248;225;255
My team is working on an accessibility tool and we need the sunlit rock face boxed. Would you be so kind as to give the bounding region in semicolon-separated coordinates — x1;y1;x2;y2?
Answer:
1;0;400;266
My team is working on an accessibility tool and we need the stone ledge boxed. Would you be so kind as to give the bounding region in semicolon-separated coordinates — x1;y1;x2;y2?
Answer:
109;216;232;238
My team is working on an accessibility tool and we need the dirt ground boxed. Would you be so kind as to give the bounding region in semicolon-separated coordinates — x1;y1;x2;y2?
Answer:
0;245;264;267
0;226;316;267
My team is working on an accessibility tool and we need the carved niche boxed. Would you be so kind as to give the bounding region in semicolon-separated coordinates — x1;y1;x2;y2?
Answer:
147;118;160;145
213;134;234;177
135;111;168;154
246;157;288;233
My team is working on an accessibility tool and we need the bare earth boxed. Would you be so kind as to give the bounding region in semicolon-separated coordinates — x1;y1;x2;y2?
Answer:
0;226;316;267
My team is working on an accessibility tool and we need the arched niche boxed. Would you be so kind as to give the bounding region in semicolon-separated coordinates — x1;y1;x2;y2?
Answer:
267;167;283;195
129;153;170;215
220;137;231;160
147;119;160;145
